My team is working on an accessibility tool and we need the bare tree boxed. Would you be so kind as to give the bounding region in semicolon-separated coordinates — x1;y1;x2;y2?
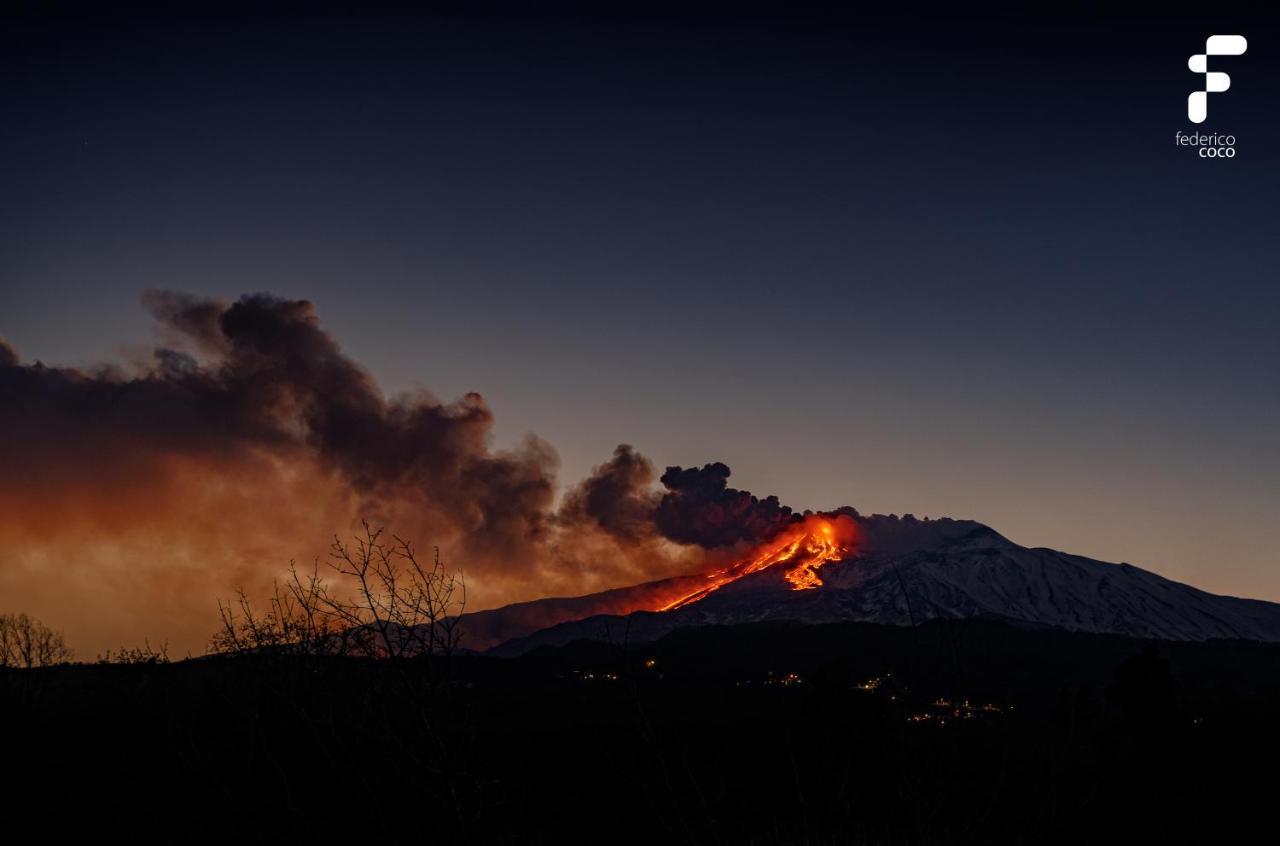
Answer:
318;522;466;663
205;525;476;837
212;562;347;657
212;522;466;669
0;612;74;668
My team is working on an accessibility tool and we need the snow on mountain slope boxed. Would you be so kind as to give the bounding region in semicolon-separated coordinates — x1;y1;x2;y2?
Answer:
474;514;1280;655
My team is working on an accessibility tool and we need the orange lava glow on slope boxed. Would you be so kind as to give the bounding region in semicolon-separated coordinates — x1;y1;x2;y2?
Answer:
658;515;856;611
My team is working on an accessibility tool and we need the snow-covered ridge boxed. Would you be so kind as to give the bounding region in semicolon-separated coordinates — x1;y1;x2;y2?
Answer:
464;514;1280;654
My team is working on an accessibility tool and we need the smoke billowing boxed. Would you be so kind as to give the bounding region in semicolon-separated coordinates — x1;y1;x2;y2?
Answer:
558;445;658;543
655;463;799;547
0;293;803;654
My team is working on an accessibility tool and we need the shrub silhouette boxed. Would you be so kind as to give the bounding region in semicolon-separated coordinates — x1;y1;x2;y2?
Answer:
0;612;74;668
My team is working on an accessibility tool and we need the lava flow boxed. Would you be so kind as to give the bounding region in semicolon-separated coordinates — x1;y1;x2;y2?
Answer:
658;514;856;611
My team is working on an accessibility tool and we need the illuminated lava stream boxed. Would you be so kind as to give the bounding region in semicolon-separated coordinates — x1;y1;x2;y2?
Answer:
658;515;855;612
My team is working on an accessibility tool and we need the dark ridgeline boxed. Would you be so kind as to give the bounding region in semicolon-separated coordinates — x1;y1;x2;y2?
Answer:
3;617;1280;843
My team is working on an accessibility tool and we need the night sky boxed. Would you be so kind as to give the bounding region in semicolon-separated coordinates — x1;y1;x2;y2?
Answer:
2;4;1278;650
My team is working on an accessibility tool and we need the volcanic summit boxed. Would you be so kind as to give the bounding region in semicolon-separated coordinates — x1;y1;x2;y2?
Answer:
461;511;1280;654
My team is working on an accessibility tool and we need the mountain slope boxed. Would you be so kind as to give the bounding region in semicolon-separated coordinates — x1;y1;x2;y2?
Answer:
469;514;1280;655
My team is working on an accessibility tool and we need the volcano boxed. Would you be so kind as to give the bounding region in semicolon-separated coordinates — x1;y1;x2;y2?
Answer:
460;512;1280;655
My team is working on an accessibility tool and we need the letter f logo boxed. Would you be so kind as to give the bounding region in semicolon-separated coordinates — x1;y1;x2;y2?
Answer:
1189;35;1247;123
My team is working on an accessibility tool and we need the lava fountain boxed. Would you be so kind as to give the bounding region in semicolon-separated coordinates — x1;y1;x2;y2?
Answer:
658;514;857;611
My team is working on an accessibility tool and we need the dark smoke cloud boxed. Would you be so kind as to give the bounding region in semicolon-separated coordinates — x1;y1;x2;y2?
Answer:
0;292;804;653
557;445;659;542
0;293;563;652
561;449;800;552
654;462;799;548
0;292;558;563
142;290;231;355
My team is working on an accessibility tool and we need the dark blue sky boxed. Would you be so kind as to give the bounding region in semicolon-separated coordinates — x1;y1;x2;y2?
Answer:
3;4;1278;600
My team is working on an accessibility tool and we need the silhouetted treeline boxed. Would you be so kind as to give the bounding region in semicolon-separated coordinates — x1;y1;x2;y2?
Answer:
2;619;1279;844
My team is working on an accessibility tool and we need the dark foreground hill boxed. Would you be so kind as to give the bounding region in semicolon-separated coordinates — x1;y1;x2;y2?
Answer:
4;619;1280;843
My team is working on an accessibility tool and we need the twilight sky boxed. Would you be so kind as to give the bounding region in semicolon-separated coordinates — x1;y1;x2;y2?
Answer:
2;4;1278;651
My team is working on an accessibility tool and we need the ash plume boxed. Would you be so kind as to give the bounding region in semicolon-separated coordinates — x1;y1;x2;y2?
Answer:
1;292;558;563
560;448;803;551
0;292;804;654
557;445;659;542
655;462;799;548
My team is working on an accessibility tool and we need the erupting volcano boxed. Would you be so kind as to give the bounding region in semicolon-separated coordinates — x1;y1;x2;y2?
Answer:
658;515;857;611
465;510;1280;656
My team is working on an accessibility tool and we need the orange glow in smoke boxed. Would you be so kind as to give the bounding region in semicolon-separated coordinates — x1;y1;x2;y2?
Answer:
657;515;855;611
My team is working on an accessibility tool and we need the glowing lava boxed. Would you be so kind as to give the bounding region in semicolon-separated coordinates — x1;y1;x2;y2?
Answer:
658;514;856;611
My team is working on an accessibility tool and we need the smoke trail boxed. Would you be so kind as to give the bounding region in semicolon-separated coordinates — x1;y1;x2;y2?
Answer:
0;293;802;653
